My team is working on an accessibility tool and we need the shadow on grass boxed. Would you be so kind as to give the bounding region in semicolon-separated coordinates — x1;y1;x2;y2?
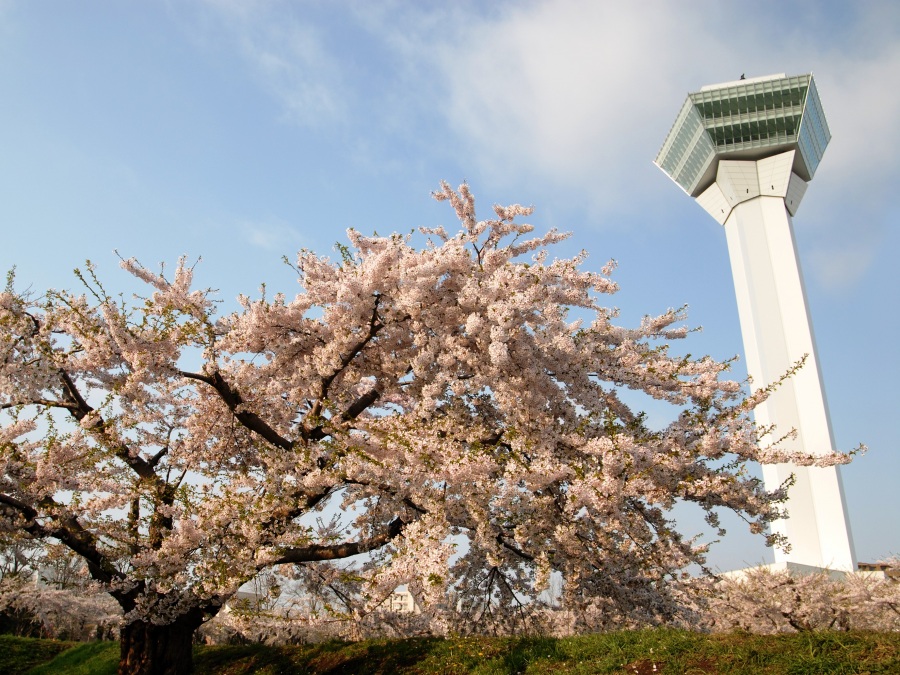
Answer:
194;636;569;675
194;637;450;675
307;637;446;674
495;637;560;674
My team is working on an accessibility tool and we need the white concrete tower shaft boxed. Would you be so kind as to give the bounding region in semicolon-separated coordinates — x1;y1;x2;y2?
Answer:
696;150;855;571
655;74;856;572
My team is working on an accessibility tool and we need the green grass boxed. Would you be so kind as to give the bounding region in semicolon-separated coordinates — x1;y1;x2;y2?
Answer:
26;640;119;675
5;629;900;674
0;634;76;675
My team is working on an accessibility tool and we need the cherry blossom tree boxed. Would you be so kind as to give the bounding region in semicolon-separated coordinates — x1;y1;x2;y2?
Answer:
0;575;120;641
0;183;850;674
700;561;900;633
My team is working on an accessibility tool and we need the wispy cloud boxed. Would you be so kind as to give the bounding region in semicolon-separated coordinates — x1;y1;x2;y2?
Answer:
426;2;728;212
806;239;877;292
185;0;348;127
189;0;900;289
796;35;900;290
236;22;345;127
241;219;305;251
0;0;18;46
418;0;900;286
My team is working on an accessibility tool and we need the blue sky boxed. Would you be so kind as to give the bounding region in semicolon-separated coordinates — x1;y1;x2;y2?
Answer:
1;0;897;572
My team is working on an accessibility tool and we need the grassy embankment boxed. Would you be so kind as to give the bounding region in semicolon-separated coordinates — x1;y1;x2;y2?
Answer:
3;629;899;674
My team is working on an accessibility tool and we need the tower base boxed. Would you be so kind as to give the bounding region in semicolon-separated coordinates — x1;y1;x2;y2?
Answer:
720;561;886;582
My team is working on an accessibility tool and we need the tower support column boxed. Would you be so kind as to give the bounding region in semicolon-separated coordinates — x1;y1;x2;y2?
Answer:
697;151;855;571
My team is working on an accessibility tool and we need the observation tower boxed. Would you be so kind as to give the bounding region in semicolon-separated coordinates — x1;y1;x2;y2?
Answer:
654;73;856;572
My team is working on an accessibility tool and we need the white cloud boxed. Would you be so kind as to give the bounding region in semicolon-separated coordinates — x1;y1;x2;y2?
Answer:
428;1;731;212
422;0;900;284
794;38;900;288
188;0;900;288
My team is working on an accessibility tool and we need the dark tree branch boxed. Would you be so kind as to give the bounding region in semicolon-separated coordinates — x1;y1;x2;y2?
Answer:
148;447;168;468
0;492;38;521
342;388;381;421
303;564;357;612
268;517;404;566
307;296;384;424
180;370;294;451
128;497;141;556
0;492;123;588
402;497;428;515
496;534;535;561
183;298;387;447
479;430;505;446
56;370;159;483
0;399;77;411
253;486;335;541
340;478;429;518
306;386;382;442
59;369;91;412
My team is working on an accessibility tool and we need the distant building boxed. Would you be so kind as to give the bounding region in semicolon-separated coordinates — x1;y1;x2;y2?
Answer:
387;587;420;614
856;562;898;580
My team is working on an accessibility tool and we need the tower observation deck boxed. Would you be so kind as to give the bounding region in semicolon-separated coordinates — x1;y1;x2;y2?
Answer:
655;73;856;572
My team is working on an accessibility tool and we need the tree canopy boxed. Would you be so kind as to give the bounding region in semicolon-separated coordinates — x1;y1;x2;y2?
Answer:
0;183;849;674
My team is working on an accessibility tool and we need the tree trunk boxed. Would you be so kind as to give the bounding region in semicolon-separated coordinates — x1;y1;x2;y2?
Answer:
118;613;202;675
